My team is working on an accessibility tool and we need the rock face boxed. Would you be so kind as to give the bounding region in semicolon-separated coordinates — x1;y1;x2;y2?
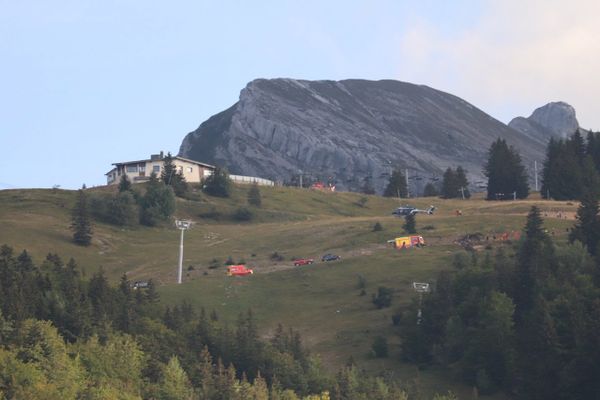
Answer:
180;78;547;193
509;101;579;143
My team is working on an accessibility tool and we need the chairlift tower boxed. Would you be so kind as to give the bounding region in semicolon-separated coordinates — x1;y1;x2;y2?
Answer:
412;282;430;324
175;220;192;284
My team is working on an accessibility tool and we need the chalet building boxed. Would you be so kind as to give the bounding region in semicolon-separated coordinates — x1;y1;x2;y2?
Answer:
105;152;215;186
105;152;275;186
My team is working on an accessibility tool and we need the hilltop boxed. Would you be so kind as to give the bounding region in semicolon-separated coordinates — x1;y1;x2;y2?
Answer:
0;185;578;398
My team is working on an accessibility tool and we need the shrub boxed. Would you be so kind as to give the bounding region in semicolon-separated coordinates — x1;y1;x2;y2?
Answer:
90;192;137;226
270;252;285;261
198;206;222;220
233;207;253;221
371;336;389;358
372;286;393;309
372;222;383;232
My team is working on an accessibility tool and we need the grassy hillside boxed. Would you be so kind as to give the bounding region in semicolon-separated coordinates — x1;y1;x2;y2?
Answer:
0;184;578;398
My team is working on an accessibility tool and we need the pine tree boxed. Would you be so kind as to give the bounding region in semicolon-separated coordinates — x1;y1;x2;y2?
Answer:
383;169;407;198
403;213;416;234
160;356;194;400
203;167;231;198
71;189;92;246
247;183;262;207
441;167;458;199
160;152;188;197
587;131;600;171
118;174;132;192
569;191;600;256
484;139;529;200
514;206;552;322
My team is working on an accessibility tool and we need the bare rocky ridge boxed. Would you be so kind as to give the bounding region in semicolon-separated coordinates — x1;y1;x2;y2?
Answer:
180;78;548;193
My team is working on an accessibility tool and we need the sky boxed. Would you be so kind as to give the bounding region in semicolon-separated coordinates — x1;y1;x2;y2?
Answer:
1;0;599;189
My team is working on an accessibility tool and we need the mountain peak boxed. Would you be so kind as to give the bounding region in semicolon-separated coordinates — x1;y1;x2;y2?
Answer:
529;101;579;138
180;78;546;193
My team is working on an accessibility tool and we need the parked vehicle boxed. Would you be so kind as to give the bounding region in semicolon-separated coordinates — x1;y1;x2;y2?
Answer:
321;253;341;262
227;265;253;276
293;258;314;266
387;235;426;249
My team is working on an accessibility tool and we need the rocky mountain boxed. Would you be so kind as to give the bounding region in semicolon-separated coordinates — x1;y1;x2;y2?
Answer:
179;78;547;193
508;101;580;145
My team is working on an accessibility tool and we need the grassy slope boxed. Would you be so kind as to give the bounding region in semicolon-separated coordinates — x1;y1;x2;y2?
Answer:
0;185;578;398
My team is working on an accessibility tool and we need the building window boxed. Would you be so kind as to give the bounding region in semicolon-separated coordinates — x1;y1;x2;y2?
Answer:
153;165;160;173
187;167;193;173
126;165;138;173
139;164;146;172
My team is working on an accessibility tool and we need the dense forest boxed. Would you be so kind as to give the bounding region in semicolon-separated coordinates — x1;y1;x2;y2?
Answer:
541;130;600;200
399;206;600;399
0;245;457;400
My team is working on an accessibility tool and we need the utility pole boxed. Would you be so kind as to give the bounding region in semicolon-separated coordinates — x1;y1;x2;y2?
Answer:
405;169;410;198
175;220;191;284
413;282;430;324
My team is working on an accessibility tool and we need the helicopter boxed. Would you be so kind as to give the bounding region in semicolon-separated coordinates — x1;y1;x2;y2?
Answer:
392;205;436;217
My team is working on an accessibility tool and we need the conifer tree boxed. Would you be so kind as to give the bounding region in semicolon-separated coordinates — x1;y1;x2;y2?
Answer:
383;169;408;198
569;191;600;256
118;174;132;192
160;152;188;197
403;213;416;234
441;167;458;199
160;356;194;400
71;189;92;246
514;206;552;322
203;167;232;198
587;130;600;171
484;139;529;200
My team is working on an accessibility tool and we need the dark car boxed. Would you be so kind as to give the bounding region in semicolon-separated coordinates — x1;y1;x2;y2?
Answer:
293;258;314;266
321;253;341;262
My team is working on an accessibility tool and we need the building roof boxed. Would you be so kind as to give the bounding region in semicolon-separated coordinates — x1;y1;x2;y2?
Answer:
111;156;215;169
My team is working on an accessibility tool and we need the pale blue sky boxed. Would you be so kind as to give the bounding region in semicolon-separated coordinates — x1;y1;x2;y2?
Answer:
1;1;598;189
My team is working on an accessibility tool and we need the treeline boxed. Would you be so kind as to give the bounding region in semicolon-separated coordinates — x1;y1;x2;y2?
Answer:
0;245;453;400
399;206;600;399
541;130;600;200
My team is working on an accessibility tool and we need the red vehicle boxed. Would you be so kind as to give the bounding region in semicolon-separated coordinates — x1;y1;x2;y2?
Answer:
293;258;314;266
227;265;253;276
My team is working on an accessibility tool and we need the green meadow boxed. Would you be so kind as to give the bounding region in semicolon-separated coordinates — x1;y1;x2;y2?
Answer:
0;184;578;398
